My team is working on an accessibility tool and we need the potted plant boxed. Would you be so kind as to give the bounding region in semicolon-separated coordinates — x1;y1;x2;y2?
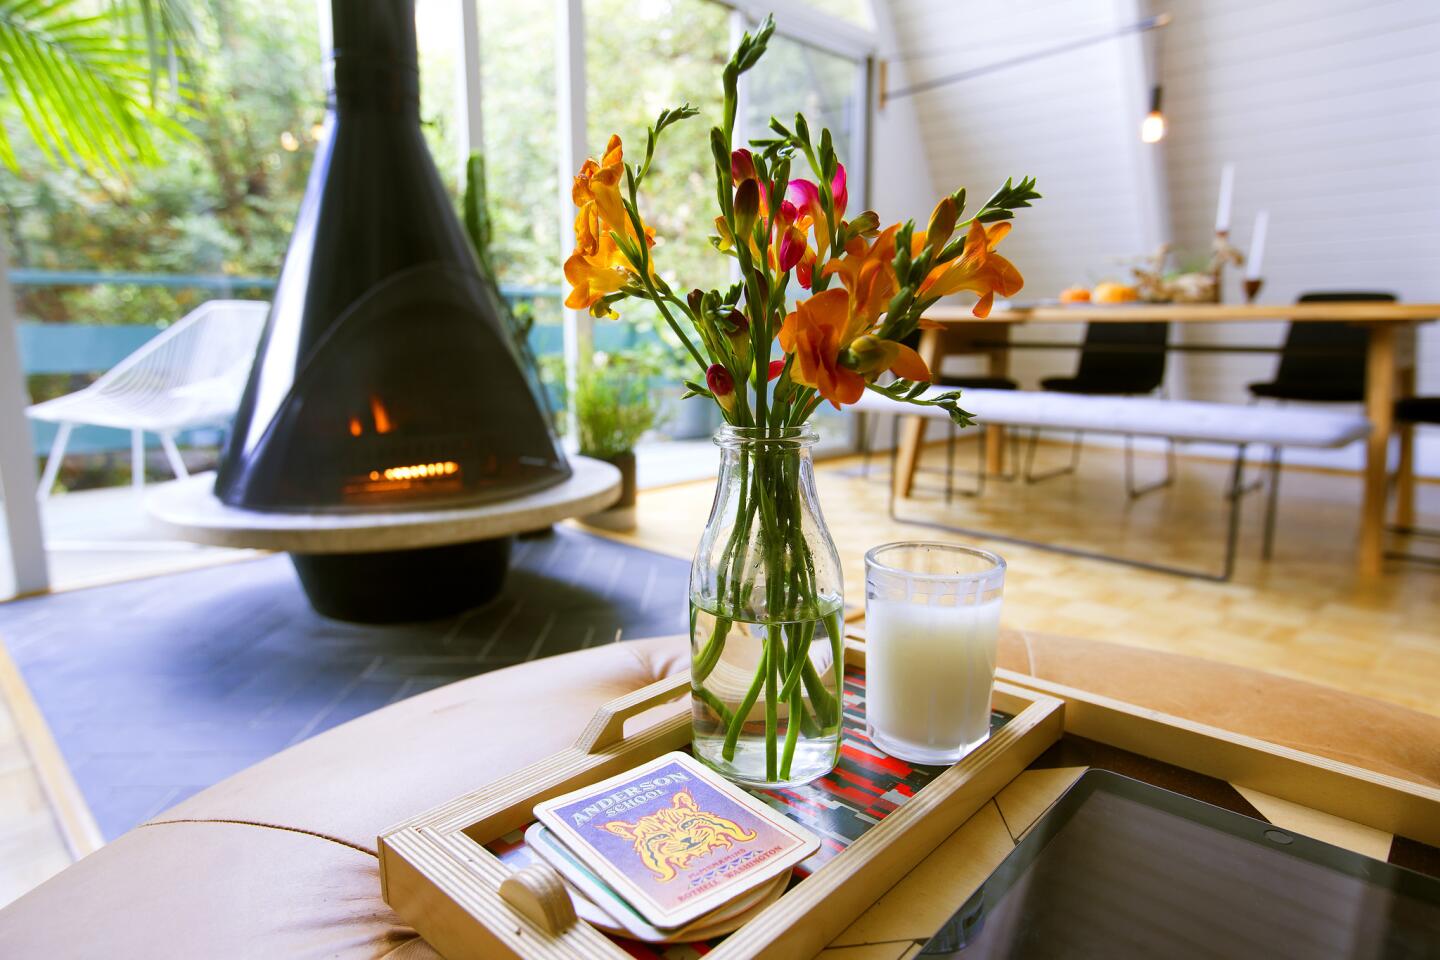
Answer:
575;352;661;531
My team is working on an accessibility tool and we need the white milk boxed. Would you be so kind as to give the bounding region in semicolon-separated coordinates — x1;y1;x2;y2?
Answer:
865;597;1002;763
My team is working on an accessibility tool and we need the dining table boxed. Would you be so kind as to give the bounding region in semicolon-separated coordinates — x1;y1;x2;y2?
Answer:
897;301;1437;577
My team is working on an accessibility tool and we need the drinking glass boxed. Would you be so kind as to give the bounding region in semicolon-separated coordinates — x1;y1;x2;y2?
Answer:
863;541;1006;764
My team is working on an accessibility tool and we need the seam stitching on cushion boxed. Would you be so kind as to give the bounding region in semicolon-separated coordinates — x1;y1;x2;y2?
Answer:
143;817;377;857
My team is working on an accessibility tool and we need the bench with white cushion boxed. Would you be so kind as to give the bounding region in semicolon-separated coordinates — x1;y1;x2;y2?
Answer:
856;388;1371;580
857;388;1369;449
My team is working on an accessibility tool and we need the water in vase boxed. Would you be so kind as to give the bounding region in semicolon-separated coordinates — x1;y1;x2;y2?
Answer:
689;602;844;789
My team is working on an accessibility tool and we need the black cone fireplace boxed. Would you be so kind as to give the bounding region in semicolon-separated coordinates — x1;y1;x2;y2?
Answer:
196;0;603;622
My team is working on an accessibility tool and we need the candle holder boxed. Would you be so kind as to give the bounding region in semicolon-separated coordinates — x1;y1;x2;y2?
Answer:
1208;230;1229;303
863;541;1006;765
1208;230;1245;304
1243;277;1264;303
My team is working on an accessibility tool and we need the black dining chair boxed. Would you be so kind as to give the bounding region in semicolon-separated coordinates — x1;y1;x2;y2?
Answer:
1029;321;1172;497
1249;292;1394;560
1248;292;1394;403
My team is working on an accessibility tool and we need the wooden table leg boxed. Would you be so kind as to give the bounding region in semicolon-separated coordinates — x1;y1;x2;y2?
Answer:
1395;363;1416;529
894;328;947;500
985;331;1011;475
1359;324;1397;576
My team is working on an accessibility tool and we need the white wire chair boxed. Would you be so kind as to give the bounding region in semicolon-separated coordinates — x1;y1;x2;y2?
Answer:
27;299;270;497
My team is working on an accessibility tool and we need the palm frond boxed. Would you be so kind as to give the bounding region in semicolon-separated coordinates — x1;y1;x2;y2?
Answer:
128;0;198;101
0;0;196;177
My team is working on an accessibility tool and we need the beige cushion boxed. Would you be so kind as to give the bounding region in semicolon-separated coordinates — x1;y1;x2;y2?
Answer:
2;630;1435;959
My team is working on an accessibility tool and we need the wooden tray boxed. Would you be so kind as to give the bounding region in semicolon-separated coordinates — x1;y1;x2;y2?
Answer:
379;645;1440;959
378;642;1065;959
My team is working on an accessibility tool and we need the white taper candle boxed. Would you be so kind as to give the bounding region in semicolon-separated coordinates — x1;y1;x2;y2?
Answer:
1246;209;1269;280
1215;162;1235;233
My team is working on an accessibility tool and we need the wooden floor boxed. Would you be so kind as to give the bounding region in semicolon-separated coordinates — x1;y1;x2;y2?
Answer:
0;640;96;908
604;439;1440;718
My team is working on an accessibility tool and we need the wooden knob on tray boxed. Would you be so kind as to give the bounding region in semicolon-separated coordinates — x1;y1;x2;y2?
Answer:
499;862;576;935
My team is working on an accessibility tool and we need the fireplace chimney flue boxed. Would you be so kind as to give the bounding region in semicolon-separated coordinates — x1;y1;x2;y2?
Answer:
216;0;568;514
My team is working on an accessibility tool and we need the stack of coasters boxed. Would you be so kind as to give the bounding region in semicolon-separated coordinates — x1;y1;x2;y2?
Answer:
526;752;820;943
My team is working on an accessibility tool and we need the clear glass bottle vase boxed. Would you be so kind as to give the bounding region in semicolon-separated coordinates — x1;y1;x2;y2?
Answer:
689;424;844;788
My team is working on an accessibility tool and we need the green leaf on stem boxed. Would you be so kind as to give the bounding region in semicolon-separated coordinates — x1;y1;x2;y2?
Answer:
866;379;976;428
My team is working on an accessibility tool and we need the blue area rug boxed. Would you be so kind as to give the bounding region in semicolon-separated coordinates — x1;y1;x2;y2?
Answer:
0;527;689;839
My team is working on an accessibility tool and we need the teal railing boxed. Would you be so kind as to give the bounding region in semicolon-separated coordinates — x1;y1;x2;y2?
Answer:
11;269;635;455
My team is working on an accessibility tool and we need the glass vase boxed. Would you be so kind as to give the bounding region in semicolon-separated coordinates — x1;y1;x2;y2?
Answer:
689;424;844;788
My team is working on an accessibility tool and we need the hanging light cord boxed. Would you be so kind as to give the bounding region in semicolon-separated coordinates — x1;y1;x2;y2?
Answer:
886;13;1172;101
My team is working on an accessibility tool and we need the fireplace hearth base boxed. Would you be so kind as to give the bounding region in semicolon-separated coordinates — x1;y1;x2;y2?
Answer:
291;538;511;622
148;459;621;624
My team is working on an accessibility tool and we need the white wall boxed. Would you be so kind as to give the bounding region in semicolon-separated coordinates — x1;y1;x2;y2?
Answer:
885;0;1159;389
864;1;937;225
881;0;1440;474
1160;0;1440;473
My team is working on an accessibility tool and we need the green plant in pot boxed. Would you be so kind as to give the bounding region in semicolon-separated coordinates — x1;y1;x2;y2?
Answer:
575;351;661;531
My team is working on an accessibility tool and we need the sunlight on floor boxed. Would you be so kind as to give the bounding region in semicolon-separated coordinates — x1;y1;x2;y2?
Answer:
600;440;1440;717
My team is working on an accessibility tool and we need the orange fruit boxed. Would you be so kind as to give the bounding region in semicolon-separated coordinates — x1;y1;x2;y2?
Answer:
1092;282;1139;303
1059;286;1091;303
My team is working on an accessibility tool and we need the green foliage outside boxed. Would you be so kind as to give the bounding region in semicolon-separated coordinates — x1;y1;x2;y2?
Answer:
574;351;664;459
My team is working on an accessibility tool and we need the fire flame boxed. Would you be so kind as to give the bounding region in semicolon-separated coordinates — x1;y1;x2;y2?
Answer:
370;395;393;434
377;461;459;482
348;417;363;437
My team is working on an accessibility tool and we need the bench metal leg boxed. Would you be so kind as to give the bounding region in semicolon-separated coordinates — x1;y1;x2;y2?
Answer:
942;424;990;500
858;411;872;477
1024;429;1083;484
945;423;956;504
1125;435;1177;500
36;421;73;499
1261;446;1282;561
878;422;994;500
888;443;1255;583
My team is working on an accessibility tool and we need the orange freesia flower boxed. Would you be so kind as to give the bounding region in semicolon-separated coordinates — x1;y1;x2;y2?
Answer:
566;134;654;315
564;230;629;317
778;289;865;408
845;334;929;380
823;224;901;341
572;135;631;253
917;221;1024;318
778;282;932;409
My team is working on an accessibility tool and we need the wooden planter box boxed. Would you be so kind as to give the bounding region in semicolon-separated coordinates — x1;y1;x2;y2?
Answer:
378;644;1440;960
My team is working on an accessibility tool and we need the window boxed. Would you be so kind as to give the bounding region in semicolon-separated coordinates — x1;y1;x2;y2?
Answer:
742;28;868;450
585;0;731;439
798;0;873;30
745;33;863;169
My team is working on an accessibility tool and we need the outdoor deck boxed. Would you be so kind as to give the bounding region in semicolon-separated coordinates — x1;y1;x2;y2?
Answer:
1;440;720;597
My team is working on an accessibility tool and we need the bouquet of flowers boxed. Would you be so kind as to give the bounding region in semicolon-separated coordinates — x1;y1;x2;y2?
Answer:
564;15;1038;786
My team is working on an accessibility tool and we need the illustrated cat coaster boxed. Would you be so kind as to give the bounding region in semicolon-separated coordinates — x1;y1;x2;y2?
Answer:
532;751;819;929
524;823;788;942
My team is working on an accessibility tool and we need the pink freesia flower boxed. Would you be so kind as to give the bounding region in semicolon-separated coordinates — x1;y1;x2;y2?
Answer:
785;163;848;227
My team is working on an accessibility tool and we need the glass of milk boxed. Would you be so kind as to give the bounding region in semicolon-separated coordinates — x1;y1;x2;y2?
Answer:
864;541;1005;765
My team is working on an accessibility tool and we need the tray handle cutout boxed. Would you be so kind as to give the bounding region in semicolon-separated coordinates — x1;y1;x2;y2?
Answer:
575;672;690;754
498;861;576;935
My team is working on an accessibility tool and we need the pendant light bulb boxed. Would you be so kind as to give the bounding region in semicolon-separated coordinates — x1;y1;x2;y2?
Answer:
1140;84;1166;143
